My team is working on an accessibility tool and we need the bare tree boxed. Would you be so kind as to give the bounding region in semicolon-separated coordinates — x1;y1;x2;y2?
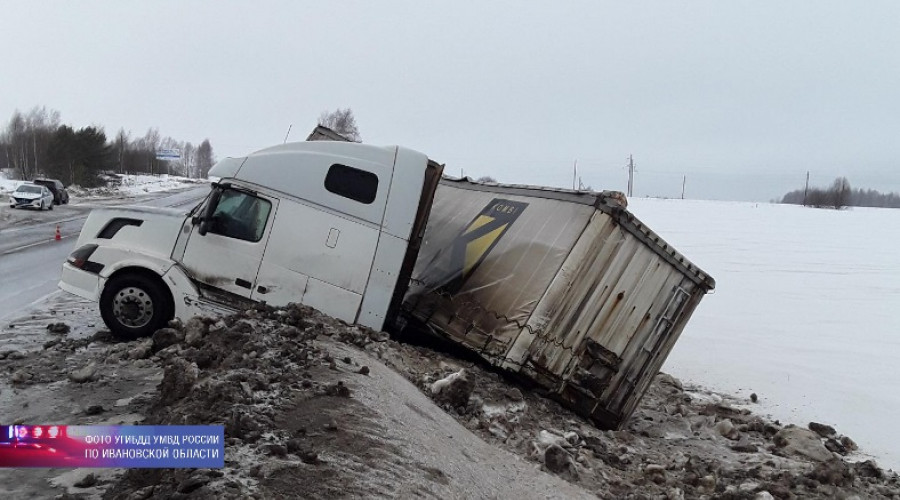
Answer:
196;139;215;178
114;128;130;174
831;177;851;209
25;106;60;178
318;108;361;142
141;128;162;174
182;141;196;178
5;111;28;179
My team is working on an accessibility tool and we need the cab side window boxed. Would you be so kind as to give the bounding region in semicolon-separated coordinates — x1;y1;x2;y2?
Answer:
209;189;272;242
325;164;378;204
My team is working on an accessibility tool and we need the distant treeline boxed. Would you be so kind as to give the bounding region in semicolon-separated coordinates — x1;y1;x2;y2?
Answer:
0;106;214;187
781;177;900;209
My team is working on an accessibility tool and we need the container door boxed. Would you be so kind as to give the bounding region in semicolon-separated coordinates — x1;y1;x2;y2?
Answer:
177;187;278;300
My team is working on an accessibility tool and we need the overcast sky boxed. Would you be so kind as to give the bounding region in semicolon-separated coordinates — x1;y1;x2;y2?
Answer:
3;1;900;201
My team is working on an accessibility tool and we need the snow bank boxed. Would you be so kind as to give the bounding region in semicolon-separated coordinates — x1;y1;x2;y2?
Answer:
0;170;24;194
68;173;207;199
1;171;205;198
113;174;207;196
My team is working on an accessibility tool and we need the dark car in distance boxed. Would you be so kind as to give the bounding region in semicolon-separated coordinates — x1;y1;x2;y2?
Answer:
33;178;69;205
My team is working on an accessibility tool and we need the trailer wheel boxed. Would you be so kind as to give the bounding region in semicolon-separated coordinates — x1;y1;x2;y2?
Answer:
100;273;172;339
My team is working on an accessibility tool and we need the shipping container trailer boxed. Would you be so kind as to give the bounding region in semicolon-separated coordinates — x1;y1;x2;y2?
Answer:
402;178;715;429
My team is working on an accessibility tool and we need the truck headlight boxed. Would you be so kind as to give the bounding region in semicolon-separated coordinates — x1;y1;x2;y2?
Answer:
67;244;104;273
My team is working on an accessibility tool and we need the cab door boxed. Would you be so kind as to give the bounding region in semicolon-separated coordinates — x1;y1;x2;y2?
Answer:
176;186;278;299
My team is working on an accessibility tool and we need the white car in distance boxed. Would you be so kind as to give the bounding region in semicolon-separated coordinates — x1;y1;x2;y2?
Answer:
9;183;55;210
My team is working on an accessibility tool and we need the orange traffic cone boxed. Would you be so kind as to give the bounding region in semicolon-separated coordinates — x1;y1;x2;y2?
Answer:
55;224;61;241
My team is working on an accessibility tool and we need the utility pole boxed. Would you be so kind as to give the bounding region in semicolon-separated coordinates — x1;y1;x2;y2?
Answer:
681;175;686;200
573;160;578;190
626;155;635;197
803;171;810;206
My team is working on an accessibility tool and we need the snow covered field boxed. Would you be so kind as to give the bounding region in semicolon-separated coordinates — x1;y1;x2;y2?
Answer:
630;197;900;471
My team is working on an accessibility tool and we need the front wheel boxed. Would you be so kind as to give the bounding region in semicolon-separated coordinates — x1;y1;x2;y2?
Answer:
100;273;173;339
48;202;53;211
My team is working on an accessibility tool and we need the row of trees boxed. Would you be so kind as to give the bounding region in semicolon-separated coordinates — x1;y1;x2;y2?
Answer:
781;177;900;209
0;106;214;187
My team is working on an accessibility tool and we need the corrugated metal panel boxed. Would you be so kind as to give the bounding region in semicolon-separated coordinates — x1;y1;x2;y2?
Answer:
404;184;594;359
519;211;706;427
403;178;714;429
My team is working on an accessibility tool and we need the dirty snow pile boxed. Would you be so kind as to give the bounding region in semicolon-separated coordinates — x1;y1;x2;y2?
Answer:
102;305;383;499
380;338;900;499
3;303;899;499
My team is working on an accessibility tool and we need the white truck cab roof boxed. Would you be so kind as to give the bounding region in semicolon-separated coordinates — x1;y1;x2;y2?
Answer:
210;141;403;196
208;141;428;234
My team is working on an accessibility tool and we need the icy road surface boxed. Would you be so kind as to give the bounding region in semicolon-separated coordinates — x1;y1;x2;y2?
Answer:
0;187;207;322
630;198;900;471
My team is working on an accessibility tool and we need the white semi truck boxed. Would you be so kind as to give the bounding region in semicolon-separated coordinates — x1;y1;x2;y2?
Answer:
59;141;442;336
59;138;713;429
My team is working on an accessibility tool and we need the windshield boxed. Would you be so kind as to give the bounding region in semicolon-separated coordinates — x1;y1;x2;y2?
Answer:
16;185;42;194
189;188;215;217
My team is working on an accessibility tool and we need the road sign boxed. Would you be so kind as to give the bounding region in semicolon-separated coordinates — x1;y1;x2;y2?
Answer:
156;149;181;161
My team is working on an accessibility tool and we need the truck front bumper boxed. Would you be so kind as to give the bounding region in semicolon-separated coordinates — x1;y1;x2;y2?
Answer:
58;263;103;302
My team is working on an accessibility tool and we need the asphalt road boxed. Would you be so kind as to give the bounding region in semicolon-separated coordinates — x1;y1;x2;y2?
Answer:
0;187;208;322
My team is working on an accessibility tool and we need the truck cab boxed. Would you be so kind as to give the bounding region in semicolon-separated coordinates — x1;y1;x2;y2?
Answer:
59;141;441;338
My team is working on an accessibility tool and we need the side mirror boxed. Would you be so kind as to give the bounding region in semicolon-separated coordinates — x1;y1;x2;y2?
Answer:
197;186;223;236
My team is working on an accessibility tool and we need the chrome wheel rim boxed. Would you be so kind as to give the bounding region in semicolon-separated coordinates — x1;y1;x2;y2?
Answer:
112;286;154;328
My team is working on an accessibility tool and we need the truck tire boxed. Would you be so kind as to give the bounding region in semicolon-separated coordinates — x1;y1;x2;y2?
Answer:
100;273;172;339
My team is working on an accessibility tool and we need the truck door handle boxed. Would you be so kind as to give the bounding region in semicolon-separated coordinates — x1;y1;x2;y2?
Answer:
257;286;269;294
235;278;252;289
326;228;340;248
